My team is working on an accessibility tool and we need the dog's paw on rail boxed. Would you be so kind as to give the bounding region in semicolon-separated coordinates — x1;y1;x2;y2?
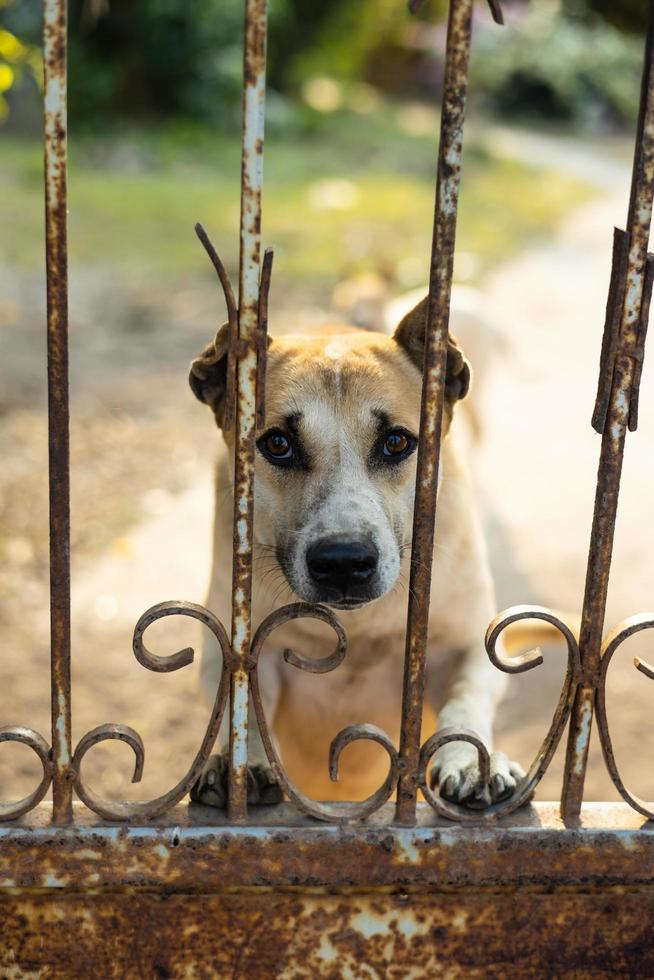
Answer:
190;752;283;808
432;746;525;809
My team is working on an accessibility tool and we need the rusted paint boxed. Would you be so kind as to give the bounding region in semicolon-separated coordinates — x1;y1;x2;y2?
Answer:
1;803;654;892
4;800;654;978
43;0;72;826
7;890;654;979
255;247;273;432
628;252;654;429
228;0;269;823
561;5;654;824
3;804;654;978
4;890;654;979
396;0;502;825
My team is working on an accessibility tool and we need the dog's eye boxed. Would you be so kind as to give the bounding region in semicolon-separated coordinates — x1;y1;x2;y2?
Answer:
382;429;416;462
259;429;294;464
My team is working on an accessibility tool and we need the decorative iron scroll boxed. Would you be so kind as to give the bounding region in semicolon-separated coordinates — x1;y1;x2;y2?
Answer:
71;598;402;824
71;602;231;821
0;727;52;821
248;604;400;824
418;607;581;823
4;0;654;827
596;616;654;820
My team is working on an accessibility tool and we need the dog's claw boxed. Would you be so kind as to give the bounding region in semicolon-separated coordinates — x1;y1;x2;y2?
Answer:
491;773;507;800
191;752;229;808
251;763;284;805
442;775;457;799
433;748;525;811
190;752;283;808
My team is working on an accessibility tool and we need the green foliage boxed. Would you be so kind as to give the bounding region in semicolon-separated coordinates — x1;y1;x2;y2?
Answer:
69;0;258;124
288;0;412;88
0;0;646;129
0;2;40;122
1;0;342;126
472;0;643;127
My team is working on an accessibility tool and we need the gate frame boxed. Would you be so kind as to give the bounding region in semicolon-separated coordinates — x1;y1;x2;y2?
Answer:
2;0;654;973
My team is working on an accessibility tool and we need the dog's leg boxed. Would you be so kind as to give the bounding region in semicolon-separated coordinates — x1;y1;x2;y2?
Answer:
429;644;525;808
191;634;283;808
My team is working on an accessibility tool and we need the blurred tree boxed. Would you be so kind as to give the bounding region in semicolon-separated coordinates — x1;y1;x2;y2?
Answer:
0;0;646;128
0;0;448;125
564;0;647;34
472;0;643;127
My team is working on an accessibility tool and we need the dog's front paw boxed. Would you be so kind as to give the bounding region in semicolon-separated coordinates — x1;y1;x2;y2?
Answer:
190;752;283;808
431;745;525;810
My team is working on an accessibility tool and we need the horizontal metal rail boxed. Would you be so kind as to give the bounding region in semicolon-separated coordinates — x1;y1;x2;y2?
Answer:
2;804;654;977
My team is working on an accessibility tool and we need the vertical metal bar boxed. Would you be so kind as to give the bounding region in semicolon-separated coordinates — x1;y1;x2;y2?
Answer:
228;0;268;822
561;5;654;823
395;0;474;825
43;0;72;824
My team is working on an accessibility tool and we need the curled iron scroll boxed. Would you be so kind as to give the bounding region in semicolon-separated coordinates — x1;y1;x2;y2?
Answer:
72;601;231;821
596;613;654;819
249;602;400;823
0;726;53;821
419;605;581;822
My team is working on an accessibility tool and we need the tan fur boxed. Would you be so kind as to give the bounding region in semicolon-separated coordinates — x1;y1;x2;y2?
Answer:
192;301;524;806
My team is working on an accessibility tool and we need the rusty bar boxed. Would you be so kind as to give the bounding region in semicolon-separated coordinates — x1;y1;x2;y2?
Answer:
628;252;654;430
228;0;268;822
561;5;654;823
255;247;273;433
43;0;72;825
13;801;654;978
3;802;654;891
590;228;630;435
395;0;479;825
4;891;654;977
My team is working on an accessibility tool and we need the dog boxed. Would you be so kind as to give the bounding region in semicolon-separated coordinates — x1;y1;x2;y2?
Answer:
188;294;526;809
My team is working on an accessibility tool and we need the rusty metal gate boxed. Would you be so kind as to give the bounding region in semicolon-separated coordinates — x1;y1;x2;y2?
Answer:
2;0;654;976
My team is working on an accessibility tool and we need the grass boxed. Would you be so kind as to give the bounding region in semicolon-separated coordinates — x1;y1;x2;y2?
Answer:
1;104;593;301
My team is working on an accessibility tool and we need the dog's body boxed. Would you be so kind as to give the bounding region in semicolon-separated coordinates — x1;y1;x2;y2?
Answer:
190;297;524;807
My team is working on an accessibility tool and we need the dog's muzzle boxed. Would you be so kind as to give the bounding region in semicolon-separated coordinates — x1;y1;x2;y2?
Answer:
305;536;379;607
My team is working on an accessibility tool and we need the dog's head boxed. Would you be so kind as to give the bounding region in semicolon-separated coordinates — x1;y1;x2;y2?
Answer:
190;296;470;610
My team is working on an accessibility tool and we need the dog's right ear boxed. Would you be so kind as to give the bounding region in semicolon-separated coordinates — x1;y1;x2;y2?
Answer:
189;322;230;422
393;295;471;402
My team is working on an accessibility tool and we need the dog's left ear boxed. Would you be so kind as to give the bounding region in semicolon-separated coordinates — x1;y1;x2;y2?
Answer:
393;295;471;401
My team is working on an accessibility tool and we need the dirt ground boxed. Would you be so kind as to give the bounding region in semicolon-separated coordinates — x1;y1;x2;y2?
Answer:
2;127;654;811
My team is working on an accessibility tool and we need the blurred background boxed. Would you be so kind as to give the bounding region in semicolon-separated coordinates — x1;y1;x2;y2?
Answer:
2;0;654;811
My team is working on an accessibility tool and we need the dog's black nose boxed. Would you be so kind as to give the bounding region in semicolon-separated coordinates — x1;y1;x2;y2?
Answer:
306;537;379;593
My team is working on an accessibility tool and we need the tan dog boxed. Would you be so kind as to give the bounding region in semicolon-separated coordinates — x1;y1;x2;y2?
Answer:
189;296;524;808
